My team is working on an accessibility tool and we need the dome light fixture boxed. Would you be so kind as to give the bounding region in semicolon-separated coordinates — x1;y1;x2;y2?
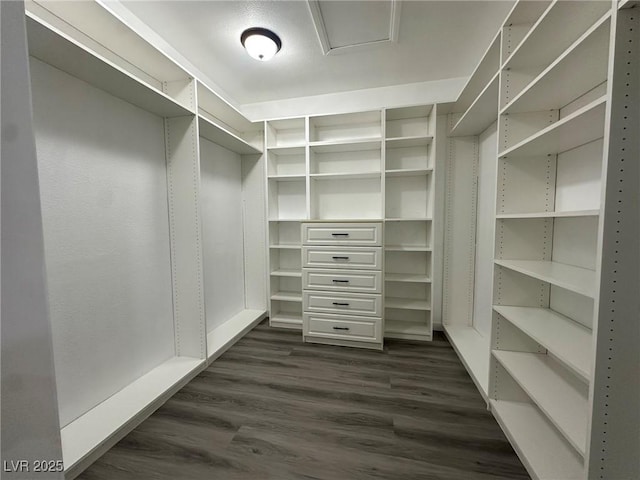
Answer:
241;27;282;61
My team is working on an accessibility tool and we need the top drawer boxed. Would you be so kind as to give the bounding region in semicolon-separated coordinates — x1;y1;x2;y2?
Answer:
302;223;382;246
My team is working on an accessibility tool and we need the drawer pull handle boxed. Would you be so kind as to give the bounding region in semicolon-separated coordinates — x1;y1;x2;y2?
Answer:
332;302;350;306
332;279;349;283
332;256;350;260
331;233;349;237
333;326;350;331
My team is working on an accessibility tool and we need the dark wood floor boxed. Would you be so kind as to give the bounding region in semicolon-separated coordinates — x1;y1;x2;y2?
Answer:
79;321;529;480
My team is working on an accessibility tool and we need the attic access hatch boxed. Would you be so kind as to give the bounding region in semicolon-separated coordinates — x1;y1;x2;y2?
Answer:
307;0;401;55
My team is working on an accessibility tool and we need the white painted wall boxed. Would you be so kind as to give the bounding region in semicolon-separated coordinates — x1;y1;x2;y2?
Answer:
199;138;246;332
30;58;176;427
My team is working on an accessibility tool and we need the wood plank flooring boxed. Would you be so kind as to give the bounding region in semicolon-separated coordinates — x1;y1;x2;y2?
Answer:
79;322;529;480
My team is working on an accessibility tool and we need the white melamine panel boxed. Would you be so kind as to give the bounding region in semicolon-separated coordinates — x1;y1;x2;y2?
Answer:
311;177;382;219
304;312;382;343
302;246;382;270
386;251;430;276
302;222;381;246
270;248;302;273
303;291;382;317
385;175;430;219
551;216;598;270
549;286;594;330
200;138;245;334
554;139;603;212
310;144;381;175
30;58;175;427
269;221;302;246
472;122;497;338
385;115;430;139
268;178;306;220
385;144;430;170
384;221;430;249
267;147;305;176
266;118;306;148
303;269;382;293
309;111;381;142
496;155;556;215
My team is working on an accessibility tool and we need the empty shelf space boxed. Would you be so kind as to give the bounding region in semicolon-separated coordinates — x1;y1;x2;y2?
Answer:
491;400;584;480
443;325;490;399
61;356;203;470
270;269;302;278
493;305;592;382
207;310;267;361
496;210;599;219
26;16;193;118
198;115;261;155
494;259;596;298
270;291;302;302
384;245;431;252
385;297;430;310
270;244;302;250
310;171;381;180
385;168;433;177
309;139;381;153
385;319;431;339
385;273;431;283
385;136;433;148
450;72;499;137
499;97;606;158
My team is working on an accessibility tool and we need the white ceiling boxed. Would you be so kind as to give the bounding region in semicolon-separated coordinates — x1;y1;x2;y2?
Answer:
119;1;514;106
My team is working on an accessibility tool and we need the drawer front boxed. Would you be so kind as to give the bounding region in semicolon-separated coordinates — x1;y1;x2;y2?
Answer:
302;246;382;270
303;291;382;316
302;223;382;246
302;269;382;293
303;313;382;343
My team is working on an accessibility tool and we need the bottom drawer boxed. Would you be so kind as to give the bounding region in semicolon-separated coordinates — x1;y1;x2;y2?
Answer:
303;312;382;343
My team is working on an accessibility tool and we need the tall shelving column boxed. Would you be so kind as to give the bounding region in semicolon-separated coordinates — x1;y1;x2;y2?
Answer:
383;105;436;341
266;118;307;329
488;2;614;479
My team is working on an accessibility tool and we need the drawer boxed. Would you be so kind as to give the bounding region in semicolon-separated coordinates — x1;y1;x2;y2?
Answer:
302;246;382;270
302;223;382;246
302;269;382;293
303;291;382;317
303;312;382;343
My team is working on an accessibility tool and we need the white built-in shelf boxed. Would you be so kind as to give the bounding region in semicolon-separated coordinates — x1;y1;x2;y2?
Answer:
493;350;588;456
384;245;432;252
491;400;584;480
385;168;433;177
270;244;302;250
268;219;307;223
207;310;266;362
267;174;306;181
501;14;610;115
493;305;592;383
198;116;262;155
385;273;431;283
454;32;500;112
266;118;306;149
385;218;432;222
270;291;302;302
61;356;203;471
496;210;599;219
499;97;606;158
444;325;490;399
385;297;431;310
385;320;432;339
309;138;381;153
310;172;381;180
450;72;499;137
385;136;433;148
25;15;194;118
494;259;596;298
504;2;612;72
270;269;302;278
267;145;306;155
270;314;303;327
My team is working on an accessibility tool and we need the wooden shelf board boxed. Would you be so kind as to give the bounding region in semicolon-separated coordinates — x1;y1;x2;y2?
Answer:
268;219;306;223
443;325;490;400
385;168;433;177
310;171;381;180
385;297;431;310
270;292;302;302
500;97;606;158
198;116;261;155
385;135;433;148
26;15;194;119
496;210;599;219
493;350;588;456
490;400;584;480
493;305;592;383
266;145;306;155
494;259;596;298
270;314;303;329
450;72;499;137
309;138;381;153
501;14;610;115
384;319;431;340
454;31;500;112
385;273;431;283
384;245;432;252
270;269;302;278
385;218;432;222
269;244;302;250
207;310;267;362
267;174;306;181
61;356;204;472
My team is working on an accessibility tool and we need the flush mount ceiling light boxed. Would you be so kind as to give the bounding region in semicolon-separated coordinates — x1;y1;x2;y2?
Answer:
241;27;282;61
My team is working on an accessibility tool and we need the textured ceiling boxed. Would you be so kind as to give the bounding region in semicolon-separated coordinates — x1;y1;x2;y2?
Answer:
119;1;514;106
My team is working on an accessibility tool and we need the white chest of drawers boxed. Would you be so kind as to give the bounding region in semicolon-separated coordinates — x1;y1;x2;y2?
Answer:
301;222;384;350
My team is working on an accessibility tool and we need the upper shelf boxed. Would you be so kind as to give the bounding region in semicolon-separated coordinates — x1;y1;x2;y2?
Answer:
26;15;194;118
454;32;500;114
450;72;499;137
309;138;381;153
198;116;261;155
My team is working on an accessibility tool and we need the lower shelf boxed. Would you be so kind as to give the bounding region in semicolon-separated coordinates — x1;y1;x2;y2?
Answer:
206;309;267;362
443;324;489;400
384;319;431;341
490;399;584;480
61;356;204;477
270;313;303;329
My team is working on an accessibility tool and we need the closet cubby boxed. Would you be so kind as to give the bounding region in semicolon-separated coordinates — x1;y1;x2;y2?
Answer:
385;105;432;139
309;141;381;176
309;110;382;144
385;138;432;174
310;177;382;220
269;221;302;247
266;117;306;148
270;249;302;277
268;178;307;220
267;146;306;178
499;1;551;64
385;175;432;220
384;220;431;251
